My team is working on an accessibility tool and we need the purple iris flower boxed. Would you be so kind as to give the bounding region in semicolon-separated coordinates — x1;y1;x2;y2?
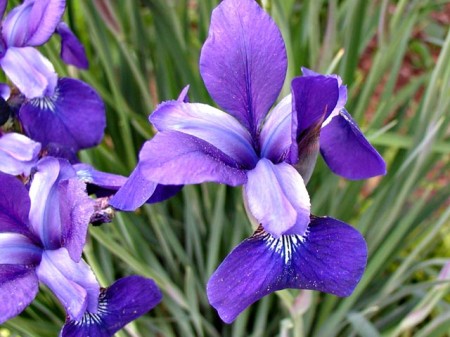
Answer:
0;163;163;334
0;0;105;151
60;276;162;337
0;0;65;99
110;0;385;323
0;157;99;323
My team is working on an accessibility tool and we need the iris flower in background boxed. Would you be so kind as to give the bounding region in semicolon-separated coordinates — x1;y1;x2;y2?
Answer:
0;0;105;153
111;0;386;323
0;157;98;322
0;159;163;336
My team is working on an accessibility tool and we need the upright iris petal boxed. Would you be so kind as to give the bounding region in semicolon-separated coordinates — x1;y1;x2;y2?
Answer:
199;0;287;136
301;69;387;180
56;22;89;69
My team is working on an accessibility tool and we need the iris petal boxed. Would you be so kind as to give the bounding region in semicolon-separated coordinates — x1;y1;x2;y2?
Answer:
244;158;310;237
0;233;41;265
199;0;287;136
0;132;41;176
138;131;248;186
289;76;339;164
0;47;57;99
109;164;182;211
0;172;32;236
59;178;94;262
36;248;99;321
260;95;292;163
56;22;89;69
60;276;162;337
19;77;106;150
0;265;39;324
150;101;258;168
207;217;367;323
2;0;65;47
320;109;387;179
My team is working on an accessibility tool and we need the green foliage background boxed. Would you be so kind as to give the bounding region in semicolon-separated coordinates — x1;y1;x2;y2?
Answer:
2;0;450;336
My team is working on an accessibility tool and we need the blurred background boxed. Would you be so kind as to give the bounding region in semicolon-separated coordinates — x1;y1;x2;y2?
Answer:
2;0;449;336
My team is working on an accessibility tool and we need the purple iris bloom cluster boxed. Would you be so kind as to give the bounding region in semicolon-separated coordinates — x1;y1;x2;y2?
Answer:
110;0;386;324
1;0;388;333
0;0;162;336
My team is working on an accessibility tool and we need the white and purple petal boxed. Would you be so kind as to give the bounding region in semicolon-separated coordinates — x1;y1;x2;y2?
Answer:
19;77;106;150
138;131;248;186
260;94;292;163
207;217;367;323
244;158;310;237
36;248;100;321
0;132;41;176
58;178;94;262
56;22;89;69
199;0;287;135
28;157;77;250
60;276;162;337
2;0;65;47
150;101;258;168
320;109;387;179
0;233;42;265
0;265;39;324
0;47;57;99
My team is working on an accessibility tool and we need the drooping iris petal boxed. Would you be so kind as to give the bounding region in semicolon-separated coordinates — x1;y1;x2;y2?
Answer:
0;132;41;176
0;265;39;324
56;22;89;69
244;158;310;237
207;217;367;323
74;163;127;191
150;101;258;168
106;165;156;211
139;131;248;186
288;76;339;164
2;0;65;47
0;233;41;265
28;157;78;250
320;109;387;180
36;248;100;321
19;77;106;150
199;0;287;135
0;47;57;98
108;164;182;211
60;276;162;337
260;94;292;163
59;178;94;262
0;172;31;235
